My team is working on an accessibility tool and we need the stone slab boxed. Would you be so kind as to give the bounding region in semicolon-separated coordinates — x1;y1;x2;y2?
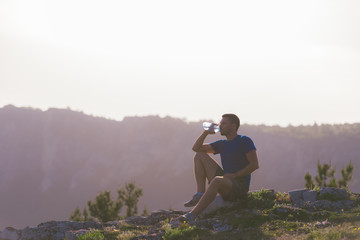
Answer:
201;195;237;216
303;190;317;202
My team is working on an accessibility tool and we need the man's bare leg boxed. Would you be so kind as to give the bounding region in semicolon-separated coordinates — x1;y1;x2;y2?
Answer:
194;152;222;193
184;152;223;207
180;154;232;221
191;176;233;217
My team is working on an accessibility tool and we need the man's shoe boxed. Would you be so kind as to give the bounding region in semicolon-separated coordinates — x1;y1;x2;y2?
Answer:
177;212;196;224
184;193;202;207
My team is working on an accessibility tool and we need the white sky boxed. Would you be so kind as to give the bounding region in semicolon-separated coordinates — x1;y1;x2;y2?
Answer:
1;0;359;126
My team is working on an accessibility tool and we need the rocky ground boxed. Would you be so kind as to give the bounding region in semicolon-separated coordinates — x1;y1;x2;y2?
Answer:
1;187;360;240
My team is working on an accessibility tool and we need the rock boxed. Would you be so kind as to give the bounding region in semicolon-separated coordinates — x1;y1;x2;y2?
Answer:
313;220;330;228
211;218;233;232
19;221;102;240
125;216;149;225
303;190;317;202
0;227;19;240
288;189;308;206
130;232;163;240
287;187;354;210
102;220;121;228
342;200;354;209
200;196;237;215
64;229;89;240
273;206;289;214
1;189;358;240
309;200;343;210
125;210;185;226
271;205;310;218
319;187;349;200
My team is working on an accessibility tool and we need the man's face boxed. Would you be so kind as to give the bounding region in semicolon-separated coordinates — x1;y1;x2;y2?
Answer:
219;117;235;135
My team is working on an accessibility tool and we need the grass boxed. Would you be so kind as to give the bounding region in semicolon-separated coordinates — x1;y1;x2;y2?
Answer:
74;189;360;240
197;190;360;240
77;209;360;240
162;223;206;240
75;223;151;240
247;189;277;209
294;223;360;240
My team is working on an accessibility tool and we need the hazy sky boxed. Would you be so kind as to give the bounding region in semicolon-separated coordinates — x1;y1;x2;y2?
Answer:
1;0;359;126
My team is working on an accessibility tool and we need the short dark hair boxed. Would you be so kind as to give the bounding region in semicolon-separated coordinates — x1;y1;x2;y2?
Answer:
222;113;240;130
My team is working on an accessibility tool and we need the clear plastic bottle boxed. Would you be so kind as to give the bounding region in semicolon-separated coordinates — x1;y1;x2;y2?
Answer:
202;122;220;133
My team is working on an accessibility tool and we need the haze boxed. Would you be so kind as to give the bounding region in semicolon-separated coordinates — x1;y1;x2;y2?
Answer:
1;0;360;126
1;106;359;229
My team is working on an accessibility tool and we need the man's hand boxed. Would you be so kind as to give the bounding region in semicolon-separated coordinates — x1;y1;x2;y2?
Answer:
206;123;219;134
231;150;259;177
192;130;217;153
204;130;216;135
223;173;237;179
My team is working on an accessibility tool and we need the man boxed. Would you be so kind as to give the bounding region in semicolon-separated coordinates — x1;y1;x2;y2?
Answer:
179;113;259;222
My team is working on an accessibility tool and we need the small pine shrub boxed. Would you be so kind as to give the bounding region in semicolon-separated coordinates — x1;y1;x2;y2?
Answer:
304;161;354;190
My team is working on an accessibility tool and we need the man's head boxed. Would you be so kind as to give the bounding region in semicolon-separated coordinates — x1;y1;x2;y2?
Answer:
219;113;240;135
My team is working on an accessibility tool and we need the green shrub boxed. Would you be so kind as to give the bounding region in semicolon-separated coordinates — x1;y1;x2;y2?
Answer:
77;229;104;240
247;189;276;209
275;192;291;204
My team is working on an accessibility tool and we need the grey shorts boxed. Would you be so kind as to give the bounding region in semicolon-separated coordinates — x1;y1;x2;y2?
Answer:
211;166;249;202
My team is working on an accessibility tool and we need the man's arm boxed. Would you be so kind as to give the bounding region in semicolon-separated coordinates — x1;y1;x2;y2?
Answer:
224;150;259;178
192;131;215;153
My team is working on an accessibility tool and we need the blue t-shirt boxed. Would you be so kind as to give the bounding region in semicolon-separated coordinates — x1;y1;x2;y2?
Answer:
210;135;256;188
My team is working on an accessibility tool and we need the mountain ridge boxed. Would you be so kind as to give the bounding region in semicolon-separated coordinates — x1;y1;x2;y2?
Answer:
0;105;359;229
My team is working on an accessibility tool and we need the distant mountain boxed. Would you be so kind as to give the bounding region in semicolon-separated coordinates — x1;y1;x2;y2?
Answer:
0;105;359;229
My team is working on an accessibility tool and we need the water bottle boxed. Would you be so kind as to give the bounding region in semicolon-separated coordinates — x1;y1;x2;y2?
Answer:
202;122;220;133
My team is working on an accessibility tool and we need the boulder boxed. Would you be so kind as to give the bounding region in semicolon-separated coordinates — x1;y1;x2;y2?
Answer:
303;190;317;202
308;199;354;211
124;210;185;226
308;200;342;210
200;195;237;215
319;187;349;200
288;187;353;209
288;188;308;205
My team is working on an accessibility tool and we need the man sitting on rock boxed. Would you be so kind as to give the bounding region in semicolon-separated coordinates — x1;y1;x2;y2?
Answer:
179;113;259;222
